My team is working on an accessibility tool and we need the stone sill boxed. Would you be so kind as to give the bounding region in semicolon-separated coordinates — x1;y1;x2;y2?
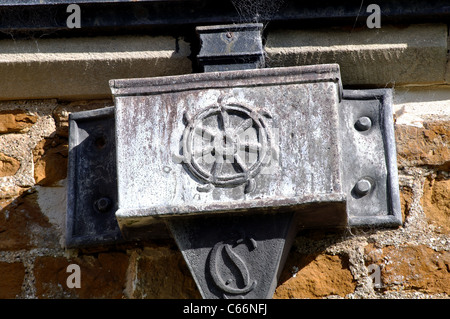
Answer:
0;35;192;101
0;23;448;100
265;24;449;87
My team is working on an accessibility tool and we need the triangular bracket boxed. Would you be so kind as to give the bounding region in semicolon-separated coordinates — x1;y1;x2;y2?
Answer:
167;212;297;299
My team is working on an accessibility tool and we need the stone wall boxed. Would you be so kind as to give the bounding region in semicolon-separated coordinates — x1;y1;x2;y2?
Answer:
0;24;449;299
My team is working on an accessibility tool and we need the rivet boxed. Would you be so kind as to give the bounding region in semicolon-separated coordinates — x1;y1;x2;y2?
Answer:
94;197;111;213
355;116;372;131
355;179;372;196
226;32;233;39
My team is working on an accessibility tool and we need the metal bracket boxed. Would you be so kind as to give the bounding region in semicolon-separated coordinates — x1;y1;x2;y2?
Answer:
66;82;401;245
66;76;401;300
65;23;401;299
196;23;265;72
66;107;123;248
341;89;401;227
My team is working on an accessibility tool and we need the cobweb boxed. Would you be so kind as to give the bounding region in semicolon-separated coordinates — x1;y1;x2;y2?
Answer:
231;0;285;24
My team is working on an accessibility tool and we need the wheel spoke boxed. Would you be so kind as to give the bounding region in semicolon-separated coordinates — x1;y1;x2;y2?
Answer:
234;154;247;173
218;109;230;131
194;144;215;157
240;142;261;153
210;159;223;178
235;118;253;134
194;125;216;139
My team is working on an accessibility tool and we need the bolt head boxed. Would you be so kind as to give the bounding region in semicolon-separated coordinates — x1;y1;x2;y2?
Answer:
95;197;111;213
355;179;372;196
355;116;372;131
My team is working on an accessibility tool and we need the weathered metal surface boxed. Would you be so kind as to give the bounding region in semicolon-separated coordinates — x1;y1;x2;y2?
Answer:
66;107;123;247
168;211;297;299
65;80;401;247
340;89;402;227
110;64;346;232
196;23;265;72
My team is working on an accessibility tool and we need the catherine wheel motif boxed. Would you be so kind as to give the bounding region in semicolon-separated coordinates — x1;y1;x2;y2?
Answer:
182;102;271;193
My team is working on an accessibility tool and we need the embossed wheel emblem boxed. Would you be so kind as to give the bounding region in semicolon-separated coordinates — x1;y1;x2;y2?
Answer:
180;99;271;193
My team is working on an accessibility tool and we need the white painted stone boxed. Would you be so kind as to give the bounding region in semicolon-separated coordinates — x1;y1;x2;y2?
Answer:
393;86;450;127
36;179;68;248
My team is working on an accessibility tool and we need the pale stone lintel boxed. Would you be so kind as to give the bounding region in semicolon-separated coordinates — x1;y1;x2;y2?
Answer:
265;24;449;87
0;35;192;101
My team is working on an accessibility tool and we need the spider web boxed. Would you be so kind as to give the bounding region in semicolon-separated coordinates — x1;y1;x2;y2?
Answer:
231;0;285;24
